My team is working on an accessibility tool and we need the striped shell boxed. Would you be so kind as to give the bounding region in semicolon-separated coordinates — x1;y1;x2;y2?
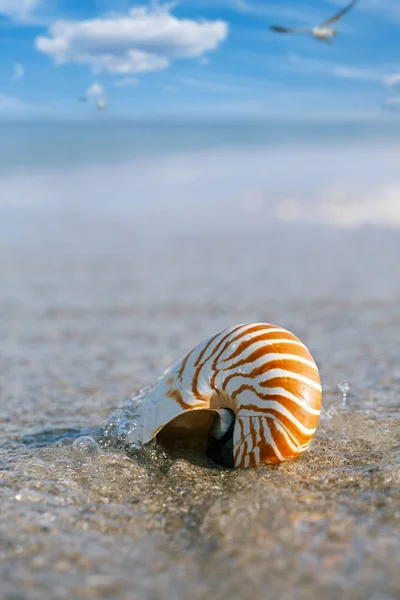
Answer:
124;323;322;468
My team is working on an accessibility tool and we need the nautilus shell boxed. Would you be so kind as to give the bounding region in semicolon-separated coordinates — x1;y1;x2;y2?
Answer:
114;323;322;469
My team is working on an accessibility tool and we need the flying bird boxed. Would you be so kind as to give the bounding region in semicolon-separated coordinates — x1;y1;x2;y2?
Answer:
270;0;359;43
96;97;107;112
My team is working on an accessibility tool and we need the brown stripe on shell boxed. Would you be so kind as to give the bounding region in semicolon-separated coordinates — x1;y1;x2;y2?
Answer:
198;325;244;368
260;413;300;452
221;330;304;363
231;381;321;416
209;324;281;389
253;358;321;385
194;330;225;367
191;325;244;399
238;438;249;469
234;417;246;465
259;416;270;458
238;401;315;443
266;409;312;444
248;452;257;468
266;417;300;459
245;417;280;465
178;347;195;381
266;394;320;427
258;377;321;408
167;389;205;411
212;324;281;367
223;357;320;390
249;416;258;450
221;342;317;375
238;394;320;429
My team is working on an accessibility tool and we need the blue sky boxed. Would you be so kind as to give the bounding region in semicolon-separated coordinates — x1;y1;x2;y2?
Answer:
1;0;400;120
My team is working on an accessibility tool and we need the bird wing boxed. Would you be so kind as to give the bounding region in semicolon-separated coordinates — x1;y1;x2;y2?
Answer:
270;25;312;34
321;0;359;27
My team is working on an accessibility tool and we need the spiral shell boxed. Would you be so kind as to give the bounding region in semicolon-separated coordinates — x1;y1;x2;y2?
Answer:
120;323;322;468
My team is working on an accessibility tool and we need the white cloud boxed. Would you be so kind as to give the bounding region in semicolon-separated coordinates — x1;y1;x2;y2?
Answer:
232;0;248;11
328;0;400;22
287;54;382;83
35;3;228;75
0;0;42;22
0;94;56;117
286;54;400;89
113;76;140;88
227;0;328;25
11;63;25;82
86;82;104;97
385;74;400;89
0;93;30;113
330;65;381;82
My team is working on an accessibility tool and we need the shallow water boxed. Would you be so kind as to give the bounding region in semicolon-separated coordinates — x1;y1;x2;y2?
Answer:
1;135;400;599
1;219;399;600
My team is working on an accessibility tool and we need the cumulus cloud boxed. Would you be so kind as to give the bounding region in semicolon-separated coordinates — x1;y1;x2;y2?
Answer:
0;0;42;21
11;63;25;82
86;82;104;97
35;3;228;75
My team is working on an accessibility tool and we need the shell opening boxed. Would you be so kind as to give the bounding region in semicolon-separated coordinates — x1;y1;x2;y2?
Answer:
154;408;236;469
207;409;235;469
208;408;235;440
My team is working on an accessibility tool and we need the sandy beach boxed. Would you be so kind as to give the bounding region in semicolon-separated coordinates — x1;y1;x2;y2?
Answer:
1;126;400;600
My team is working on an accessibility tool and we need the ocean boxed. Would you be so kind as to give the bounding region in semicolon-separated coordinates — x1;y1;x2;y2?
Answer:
2;118;400;173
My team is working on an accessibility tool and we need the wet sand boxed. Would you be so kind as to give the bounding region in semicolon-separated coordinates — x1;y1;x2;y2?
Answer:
1;197;399;600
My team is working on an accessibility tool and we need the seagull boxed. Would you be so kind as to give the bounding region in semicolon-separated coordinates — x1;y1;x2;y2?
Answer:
96;97;107;112
270;0;359;43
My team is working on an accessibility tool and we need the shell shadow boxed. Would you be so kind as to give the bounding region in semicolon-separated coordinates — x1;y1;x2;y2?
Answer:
155;439;233;471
